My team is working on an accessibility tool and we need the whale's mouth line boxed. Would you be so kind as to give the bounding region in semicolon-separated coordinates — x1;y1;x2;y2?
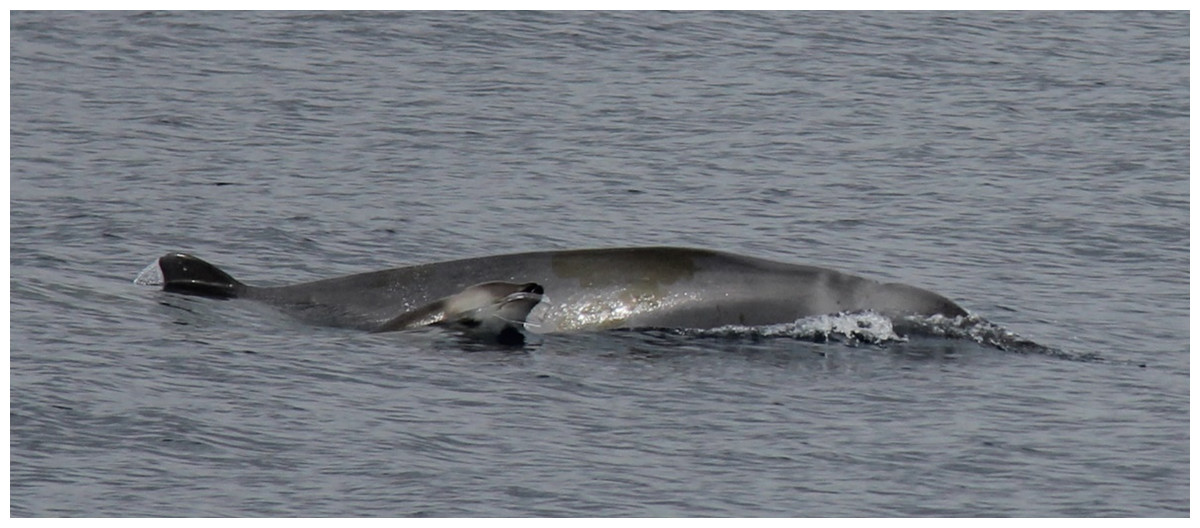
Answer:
486;282;545;308
487;288;546;330
504;291;542;302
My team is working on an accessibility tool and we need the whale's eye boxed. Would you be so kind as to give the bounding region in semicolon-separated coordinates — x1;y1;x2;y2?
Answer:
457;318;481;328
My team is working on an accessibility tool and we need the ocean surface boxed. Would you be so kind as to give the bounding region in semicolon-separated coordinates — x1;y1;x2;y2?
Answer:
8;11;1189;517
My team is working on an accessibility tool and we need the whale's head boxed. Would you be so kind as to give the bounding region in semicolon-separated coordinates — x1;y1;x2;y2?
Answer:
441;281;545;345
866;282;968;318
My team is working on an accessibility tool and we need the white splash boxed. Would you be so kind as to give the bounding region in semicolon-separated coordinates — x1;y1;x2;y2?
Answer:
133;260;163;287
688;311;905;345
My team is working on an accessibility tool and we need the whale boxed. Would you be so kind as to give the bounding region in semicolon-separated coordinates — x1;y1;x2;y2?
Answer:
144;247;967;337
372;281;544;345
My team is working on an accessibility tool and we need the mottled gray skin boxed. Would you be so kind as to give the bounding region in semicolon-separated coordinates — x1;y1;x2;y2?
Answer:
154;247;967;334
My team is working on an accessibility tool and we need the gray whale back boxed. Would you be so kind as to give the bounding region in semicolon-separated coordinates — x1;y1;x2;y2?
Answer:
155;247;967;333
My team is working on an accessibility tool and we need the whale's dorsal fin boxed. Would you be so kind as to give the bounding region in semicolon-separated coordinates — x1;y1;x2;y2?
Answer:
157;253;246;299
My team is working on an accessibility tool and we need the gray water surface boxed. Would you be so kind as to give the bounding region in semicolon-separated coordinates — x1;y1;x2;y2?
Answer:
9;11;1189;516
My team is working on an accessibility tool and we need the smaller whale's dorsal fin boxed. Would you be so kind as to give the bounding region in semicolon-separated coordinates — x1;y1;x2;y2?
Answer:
157;253;246;299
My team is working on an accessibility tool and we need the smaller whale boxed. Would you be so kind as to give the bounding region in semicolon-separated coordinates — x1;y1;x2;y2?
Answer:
372;281;545;345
